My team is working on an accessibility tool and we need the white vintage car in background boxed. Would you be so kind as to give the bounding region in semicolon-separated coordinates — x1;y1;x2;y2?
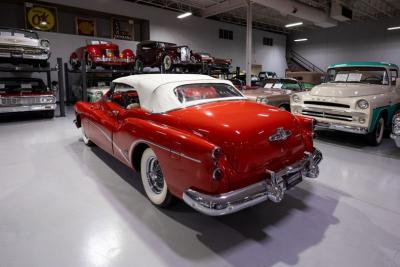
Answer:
291;62;400;146
0;27;50;67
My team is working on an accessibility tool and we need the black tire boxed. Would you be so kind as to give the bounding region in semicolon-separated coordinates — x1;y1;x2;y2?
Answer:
279;104;290;111
43;110;54;118
134;59;144;73
140;148;173;208
70;58;81;70
85;54;96;70
367;116;385;146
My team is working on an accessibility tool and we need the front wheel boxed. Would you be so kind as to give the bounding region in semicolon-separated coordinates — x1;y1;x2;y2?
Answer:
140;148;172;207
367;116;385;146
81;123;94;146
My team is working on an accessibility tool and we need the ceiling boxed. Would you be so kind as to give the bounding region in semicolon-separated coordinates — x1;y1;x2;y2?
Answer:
125;0;400;34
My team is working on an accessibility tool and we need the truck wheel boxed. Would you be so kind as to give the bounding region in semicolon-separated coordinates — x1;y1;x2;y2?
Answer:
140;148;172;207
279;104;290;111
367;116;385;146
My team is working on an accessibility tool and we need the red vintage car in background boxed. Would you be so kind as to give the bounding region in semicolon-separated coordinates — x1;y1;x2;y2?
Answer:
191;52;232;73
74;74;322;216
70;40;135;70
0;77;56;118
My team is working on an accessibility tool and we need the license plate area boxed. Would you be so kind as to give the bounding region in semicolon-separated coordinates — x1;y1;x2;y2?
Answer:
283;171;302;190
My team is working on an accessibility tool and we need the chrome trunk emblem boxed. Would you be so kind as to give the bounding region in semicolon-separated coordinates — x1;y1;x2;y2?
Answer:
269;127;292;142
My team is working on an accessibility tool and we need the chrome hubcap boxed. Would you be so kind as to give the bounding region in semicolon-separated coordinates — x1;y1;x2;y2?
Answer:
146;156;164;194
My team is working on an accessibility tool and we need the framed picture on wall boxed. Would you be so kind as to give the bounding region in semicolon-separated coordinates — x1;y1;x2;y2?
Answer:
111;17;133;41
75;17;97;37
25;2;58;32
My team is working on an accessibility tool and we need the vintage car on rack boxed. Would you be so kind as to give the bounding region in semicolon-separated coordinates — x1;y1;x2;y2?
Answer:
0;77;56;118
391;112;400;147
191;52;232;74
74;74;322;216
291;62;400;146
0;27;50;67
244;78;311;111
70;40;135;70
135;41;199;73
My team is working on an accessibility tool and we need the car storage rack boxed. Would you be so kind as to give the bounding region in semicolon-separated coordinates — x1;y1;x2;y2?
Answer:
0;58;66;117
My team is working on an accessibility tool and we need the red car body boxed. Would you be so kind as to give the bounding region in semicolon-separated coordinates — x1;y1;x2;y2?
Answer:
192;52;232;73
74;74;322;215
70;40;135;70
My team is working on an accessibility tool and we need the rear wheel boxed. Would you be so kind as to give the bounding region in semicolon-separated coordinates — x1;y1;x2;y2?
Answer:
367;116;385;146
140;148;172;207
161;55;173;73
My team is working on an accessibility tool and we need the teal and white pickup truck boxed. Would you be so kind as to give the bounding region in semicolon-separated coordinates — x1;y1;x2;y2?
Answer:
290;62;400;146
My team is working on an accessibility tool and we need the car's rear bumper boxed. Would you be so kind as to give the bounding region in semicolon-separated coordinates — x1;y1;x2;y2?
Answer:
390;134;400;147
0;104;56;113
183;148;323;216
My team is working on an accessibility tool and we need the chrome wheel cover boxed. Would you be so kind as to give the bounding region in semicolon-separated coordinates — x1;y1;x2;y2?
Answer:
163;56;172;70
146;156;164;194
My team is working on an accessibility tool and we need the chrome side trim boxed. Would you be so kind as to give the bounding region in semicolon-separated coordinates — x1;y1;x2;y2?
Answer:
128;139;202;164
183;148;322;216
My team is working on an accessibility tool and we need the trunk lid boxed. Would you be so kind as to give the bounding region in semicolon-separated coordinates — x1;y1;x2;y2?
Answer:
173;101;307;178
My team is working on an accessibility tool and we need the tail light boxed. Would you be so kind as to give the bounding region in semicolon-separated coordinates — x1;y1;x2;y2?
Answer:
211;147;224;180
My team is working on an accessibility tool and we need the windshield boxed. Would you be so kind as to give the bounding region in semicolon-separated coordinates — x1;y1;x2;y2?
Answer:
0;28;38;39
326;67;389;85
264;79;301;90
0;79;46;93
174;83;243;103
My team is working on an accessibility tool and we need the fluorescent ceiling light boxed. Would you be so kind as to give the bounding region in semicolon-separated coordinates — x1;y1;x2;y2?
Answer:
177;12;192;19
285;22;303;28
387;26;400;30
294;38;308;42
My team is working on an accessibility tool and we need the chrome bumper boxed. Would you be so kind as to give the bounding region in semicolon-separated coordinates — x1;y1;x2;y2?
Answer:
0;52;49;60
390;134;400;148
0;104;56;113
315;121;368;134
183;148;323;216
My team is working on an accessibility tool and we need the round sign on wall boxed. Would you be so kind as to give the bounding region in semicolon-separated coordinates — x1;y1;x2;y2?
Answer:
26;6;56;31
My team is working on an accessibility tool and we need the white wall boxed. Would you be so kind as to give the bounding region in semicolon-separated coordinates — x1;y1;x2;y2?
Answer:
290;17;400;71
38;0;287;76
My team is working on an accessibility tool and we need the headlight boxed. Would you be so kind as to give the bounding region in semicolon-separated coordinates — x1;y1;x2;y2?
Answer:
40;96;55;103
357;99;369;109
256;96;268;104
292;94;301;103
393;113;400;135
40;39;50;48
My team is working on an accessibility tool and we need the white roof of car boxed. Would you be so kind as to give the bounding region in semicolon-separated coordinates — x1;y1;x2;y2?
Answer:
113;74;244;113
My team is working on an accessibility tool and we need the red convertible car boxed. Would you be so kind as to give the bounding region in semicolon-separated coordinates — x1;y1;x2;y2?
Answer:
74;74;322;215
70;40;135;70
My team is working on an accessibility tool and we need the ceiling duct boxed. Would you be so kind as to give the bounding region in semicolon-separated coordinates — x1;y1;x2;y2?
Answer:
331;1;352;21
250;0;338;28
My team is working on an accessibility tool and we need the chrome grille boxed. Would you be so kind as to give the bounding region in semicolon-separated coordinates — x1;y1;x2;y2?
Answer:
180;47;190;62
0;45;45;55
304;101;350;108
302;110;353;121
0;97;42;106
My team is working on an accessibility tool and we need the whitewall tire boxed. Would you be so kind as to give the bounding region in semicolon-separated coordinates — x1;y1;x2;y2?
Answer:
140;148;172;207
367;116;385;146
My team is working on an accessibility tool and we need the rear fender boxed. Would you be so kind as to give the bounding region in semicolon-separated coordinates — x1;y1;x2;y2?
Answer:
124;118;231;197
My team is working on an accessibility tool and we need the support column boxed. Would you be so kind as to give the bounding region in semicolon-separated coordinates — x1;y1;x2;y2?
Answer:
245;0;252;87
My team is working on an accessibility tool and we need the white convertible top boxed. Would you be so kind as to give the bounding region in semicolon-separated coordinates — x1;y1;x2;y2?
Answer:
113;74;244;113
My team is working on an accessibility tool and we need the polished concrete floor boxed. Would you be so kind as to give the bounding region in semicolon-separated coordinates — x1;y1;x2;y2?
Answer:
1;110;400;267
